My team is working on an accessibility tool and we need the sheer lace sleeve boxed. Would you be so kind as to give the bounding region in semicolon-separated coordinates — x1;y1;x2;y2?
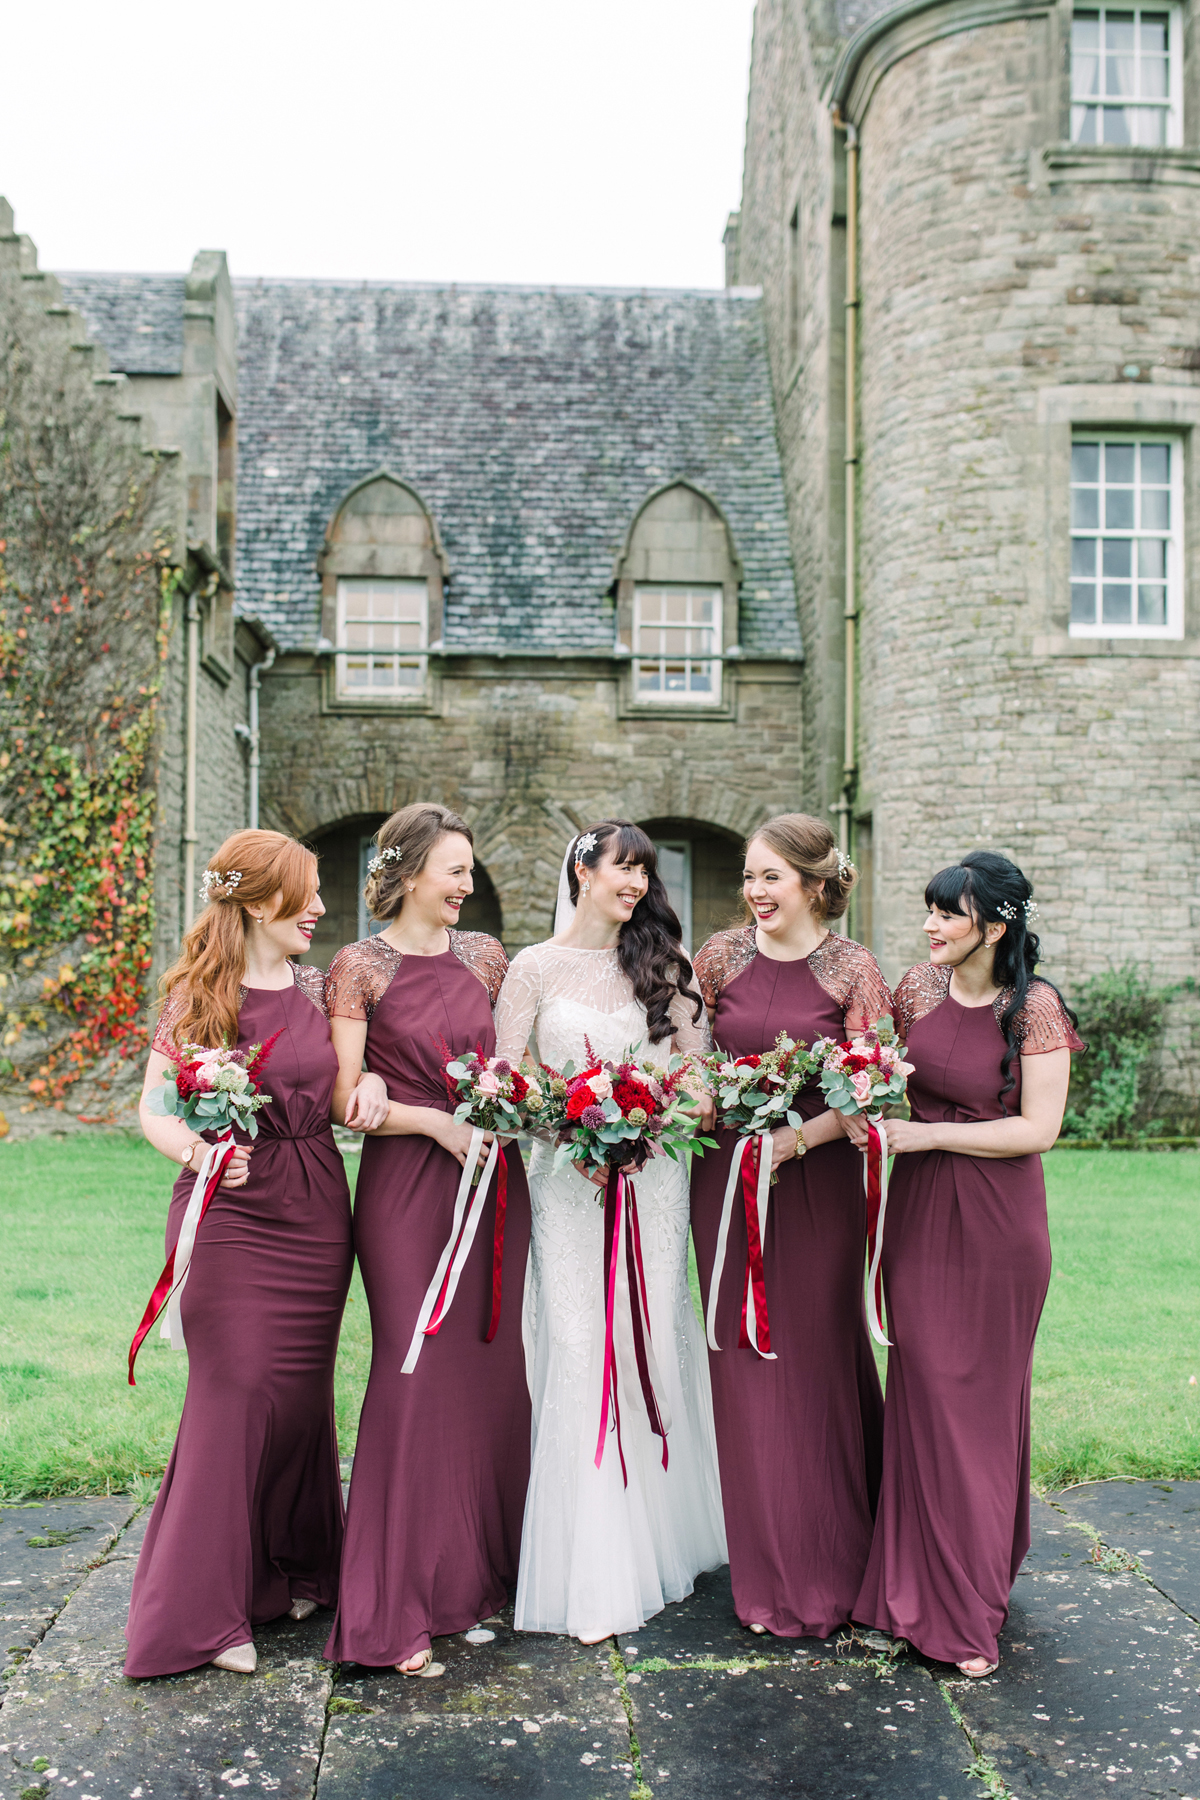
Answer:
152;984;190;1057
808;933;894;1034
323;936;402;1022
668;982;711;1056
1011;979;1086;1055
494;945;544;1065
292;961;328;1018
449;930;509;1006
692;927;757;1013
893;963;951;1037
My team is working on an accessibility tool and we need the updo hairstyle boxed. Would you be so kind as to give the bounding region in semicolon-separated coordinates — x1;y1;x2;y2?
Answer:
363;802;473;923
745;813;858;923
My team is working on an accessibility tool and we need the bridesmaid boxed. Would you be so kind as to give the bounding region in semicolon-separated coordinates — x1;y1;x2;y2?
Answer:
126;829;388;1678
690;813;891;1640
853;850;1083;1677
324;803;532;1679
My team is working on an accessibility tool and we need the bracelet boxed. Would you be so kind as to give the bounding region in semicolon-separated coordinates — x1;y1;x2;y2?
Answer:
793;1127;807;1160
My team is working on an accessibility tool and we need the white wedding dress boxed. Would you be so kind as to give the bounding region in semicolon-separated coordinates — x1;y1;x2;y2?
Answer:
494;941;727;1640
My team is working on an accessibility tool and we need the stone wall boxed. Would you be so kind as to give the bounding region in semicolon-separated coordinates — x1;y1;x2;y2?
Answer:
257;655;803;957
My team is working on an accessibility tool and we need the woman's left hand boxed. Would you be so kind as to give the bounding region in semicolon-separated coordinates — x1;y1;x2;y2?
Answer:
878;1117;937;1154
768;1125;801;1172
344;1071;391;1132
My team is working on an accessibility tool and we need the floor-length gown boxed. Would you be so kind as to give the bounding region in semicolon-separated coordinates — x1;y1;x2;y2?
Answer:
494;942;726;1640
125;965;353;1678
854;966;1084;1666
324;931;532;1669
689;926;891;1639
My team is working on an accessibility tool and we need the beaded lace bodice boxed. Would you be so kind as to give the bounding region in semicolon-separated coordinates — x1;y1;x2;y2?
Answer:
324;930;508;1020
692;925;893;1035
893;964;1085;1054
153;961;326;1055
494;941;708;1073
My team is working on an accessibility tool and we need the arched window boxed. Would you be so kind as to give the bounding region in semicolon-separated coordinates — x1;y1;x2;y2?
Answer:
612;482;742;711
317;472;447;707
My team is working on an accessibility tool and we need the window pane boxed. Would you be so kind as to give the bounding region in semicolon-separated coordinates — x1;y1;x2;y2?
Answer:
688;667;714;694
1138;585;1167;625
1137;538;1165;579
1134;104;1166;144
637;664;662;693
1140;12;1169;51
1071;487;1100;529
1104;486;1135;529
1072;442;1100;483
1140;442;1169;485
1073;104;1099;140
1141;487;1169;530
1140;55;1168;96
1071;538;1097;577
1102;105;1132;141
1102;584;1133;623
1105;443;1135;483
664;664;688;692
1102;538;1132;577
1071;582;1097;624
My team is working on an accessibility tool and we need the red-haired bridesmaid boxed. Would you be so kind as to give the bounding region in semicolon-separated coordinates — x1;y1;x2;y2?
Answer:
324;804;531;1678
690;814;891;1641
126;830;387;1677
853;850;1084;1677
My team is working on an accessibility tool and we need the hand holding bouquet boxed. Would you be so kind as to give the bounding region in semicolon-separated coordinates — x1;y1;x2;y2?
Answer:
813;1017;914;1349
548;1046;714;1183
444;1049;544;1140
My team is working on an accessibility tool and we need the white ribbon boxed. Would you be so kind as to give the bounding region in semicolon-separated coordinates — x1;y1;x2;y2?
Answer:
401;1127;501;1374
705;1132;777;1360
862;1113;894;1349
161;1133;238;1351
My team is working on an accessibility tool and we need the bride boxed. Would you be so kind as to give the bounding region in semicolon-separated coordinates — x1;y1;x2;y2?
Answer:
494;819;726;1643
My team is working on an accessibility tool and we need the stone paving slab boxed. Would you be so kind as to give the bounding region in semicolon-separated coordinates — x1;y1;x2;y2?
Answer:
324;1608;632;1797
0;1499;138;1676
950;1498;1200;1797
626;1660;975;1797
1;1512;337;1800
615;1565;839;1667
1053;1480;1200;1622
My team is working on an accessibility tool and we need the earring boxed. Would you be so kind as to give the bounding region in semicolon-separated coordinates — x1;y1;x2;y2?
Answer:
407;882;415;893
581;880;591;897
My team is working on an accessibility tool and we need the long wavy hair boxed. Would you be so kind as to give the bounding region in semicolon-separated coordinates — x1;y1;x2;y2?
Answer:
156;829;318;1051
568;819;703;1044
924;848;1077;1102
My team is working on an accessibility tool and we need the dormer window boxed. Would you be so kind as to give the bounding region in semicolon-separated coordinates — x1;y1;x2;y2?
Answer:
336;578;428;697
633;586;722;703
1071;6;1182;146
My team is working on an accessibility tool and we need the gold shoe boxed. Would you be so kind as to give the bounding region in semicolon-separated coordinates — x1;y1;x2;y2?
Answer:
212;1641;257;1674
289;1598;318;1621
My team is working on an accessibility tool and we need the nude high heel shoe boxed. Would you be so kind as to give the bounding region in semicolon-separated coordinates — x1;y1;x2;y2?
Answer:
212;1641;257;1673
288;1598;318;1621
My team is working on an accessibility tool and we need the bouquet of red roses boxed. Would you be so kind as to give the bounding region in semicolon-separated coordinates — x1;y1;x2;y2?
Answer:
443;1050;544;1137
700;1030;815;1142
549;1046;713;1180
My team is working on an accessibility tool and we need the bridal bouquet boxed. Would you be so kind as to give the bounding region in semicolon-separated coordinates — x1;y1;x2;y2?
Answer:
701;1030;816;1141
547;1046;713;1180
443;1049;544;1138
144;1034;280;1138
812;1016;914;1351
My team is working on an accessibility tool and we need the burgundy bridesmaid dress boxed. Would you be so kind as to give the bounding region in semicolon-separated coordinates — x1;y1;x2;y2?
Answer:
690;926;893;1638
853;965;1085;1666
125;965;354;1677
323;931;532;1670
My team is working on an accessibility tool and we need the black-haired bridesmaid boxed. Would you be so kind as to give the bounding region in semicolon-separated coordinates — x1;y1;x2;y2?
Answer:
853;849;1084;1678
690;813;891;1641
324;803;531;1678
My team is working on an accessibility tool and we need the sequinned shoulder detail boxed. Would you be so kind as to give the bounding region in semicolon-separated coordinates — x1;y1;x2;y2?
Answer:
292;960;328;1018
893;964;951;1037
692;926;757;1012
324;935;403;1022
449;930;510;1006
807;933;894;1034
1004;978;1086;1056
152;984;192;1057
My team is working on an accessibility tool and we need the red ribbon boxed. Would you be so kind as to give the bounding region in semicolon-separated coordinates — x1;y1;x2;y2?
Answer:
485;1146;508;1343
127;1137;237;1385
865;1118;884;1333
594;1167;668;1485
737;1137;772;1355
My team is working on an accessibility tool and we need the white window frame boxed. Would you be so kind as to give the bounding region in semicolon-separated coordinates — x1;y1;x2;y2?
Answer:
632;585;723;705
335;577;428;700
1070;4;1183;149
653;839;693;955
1068;432;1184;640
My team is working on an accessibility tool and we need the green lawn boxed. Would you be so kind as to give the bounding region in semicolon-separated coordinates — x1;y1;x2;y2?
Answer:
0;1136;1195;1497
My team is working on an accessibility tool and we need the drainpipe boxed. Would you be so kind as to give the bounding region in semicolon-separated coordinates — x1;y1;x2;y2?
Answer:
245;646;276;829
831;108;860;857
182;572;218;931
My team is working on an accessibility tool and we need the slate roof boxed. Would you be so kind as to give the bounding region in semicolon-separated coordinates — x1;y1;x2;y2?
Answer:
233;280;800;655
57;273;185;375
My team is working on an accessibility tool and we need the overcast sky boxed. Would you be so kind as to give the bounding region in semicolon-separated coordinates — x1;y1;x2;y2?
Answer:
1;0;757;291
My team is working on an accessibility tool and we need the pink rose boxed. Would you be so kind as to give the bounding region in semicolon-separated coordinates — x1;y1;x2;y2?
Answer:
477;1070;501;1096
850;1069;875;1103
588;1072;613;1101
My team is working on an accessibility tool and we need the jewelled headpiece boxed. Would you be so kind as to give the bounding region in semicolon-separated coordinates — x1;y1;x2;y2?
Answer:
199;868;242;904
367;845;404;877
574;832;599;858
996;898;1039;924
834;849;855;878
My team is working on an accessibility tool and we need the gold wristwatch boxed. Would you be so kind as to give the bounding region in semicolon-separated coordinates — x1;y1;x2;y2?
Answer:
181;1140;203;1168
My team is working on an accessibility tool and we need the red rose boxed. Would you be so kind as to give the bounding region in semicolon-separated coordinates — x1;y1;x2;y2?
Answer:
566;1088;592;1120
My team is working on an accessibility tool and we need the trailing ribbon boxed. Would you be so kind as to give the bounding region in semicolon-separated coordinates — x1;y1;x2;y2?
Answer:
484;1146;508;1343
594;1168;670;1485
705;1133;777;1361
127;1133;239;1385
402;1127;501;1373
862;1113;893;1348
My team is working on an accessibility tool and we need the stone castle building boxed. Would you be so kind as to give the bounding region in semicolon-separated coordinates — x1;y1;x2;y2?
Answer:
5;0;1197;1088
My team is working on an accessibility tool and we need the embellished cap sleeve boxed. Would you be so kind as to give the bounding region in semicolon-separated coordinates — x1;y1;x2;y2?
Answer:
1011;979;1086;1056
152;984;191;1057
692;926;757;1013
324;936;402;1022
807;933;894;1034
893;963;951;1038
292;961;328;1018
449;930;509;1007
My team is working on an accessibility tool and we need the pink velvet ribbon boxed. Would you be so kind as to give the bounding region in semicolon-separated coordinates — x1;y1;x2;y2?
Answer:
594;1167;669;1485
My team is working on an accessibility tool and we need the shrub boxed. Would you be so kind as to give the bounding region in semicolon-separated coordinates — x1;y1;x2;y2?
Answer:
1061;964;1177;1142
